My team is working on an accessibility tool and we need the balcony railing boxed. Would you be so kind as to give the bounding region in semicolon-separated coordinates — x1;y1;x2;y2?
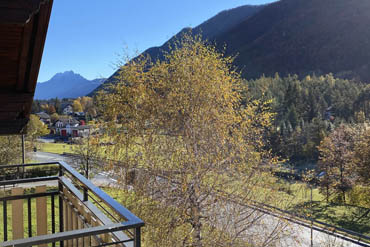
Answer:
0;161;144;247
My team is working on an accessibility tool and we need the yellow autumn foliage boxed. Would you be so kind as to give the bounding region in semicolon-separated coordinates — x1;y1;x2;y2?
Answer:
97;35;287;247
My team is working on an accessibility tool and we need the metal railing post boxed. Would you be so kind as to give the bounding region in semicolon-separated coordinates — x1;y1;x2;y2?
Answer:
58;164;64;247
28;197;32;237
21;134;25;178
83;187;88;201
310;185;313;247
134;227;141;247
51;194;56;247
3;200;7;241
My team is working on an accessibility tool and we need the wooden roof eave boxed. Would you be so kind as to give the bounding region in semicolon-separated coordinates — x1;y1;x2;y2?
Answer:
0;0;51;25
0;0;53;135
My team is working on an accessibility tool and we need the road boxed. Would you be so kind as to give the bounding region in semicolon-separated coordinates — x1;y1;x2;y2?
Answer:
27;151;367;247
28;151;119;186
29;150;72;163
242;204;363;247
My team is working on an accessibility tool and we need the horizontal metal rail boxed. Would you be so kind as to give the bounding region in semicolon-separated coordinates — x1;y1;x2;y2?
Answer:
59;176;133;242
59;161;143;224
0;223;136;247
0;162;58;169
0;191;58;202
0;176;58;186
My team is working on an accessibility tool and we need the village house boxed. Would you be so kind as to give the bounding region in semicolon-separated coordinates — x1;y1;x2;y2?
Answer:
53;117;79;136
73;111;86;121
58;124;91;139
35;112;51;125
70;125;91;138
62;104;73;115
52;117;91;138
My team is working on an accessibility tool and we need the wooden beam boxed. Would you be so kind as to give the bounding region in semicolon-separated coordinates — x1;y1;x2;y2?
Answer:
0;119;29;135
11;187;24;240
0;92;32;134
62;196;68;246
26;0;53;94
0;9;31;24
0;92;33;102
0;0;48;24
16;18;33;91
36;185;48;247
0;0;44;9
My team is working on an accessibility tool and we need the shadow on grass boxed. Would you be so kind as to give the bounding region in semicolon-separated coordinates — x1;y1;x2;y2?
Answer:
289;201;370;236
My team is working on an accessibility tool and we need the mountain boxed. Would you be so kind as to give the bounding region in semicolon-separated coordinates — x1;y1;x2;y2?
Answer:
141;4;264;62
216;0;370;81
90;4;264;94
35;71;105;99
94;0;370;95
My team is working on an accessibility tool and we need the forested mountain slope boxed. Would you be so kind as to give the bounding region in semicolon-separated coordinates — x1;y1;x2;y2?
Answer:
218;0;370;81
93;0;370;96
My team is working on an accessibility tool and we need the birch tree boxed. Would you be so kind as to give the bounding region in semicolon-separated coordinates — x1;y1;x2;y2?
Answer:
98;35;289;246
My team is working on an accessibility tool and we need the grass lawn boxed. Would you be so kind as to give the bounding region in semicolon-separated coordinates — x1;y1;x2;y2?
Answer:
292;201;370;236
273;180;370;236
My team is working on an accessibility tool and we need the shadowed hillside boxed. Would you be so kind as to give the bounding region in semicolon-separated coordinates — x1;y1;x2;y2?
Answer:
218;0;370;81
92;0;370;96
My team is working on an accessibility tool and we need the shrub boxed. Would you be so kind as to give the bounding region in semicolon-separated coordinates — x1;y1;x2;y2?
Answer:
348;185;370;208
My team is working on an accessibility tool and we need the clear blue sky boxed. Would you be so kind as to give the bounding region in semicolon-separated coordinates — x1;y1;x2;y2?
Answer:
38;0;275;82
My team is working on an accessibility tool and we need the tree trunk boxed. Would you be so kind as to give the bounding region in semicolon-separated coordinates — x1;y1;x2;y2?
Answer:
191;219;202;247
189;184;202;247
326;184;329;203
343;191;346;203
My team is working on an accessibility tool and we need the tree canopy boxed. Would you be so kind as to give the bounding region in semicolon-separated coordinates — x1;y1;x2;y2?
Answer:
98;35;288;246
